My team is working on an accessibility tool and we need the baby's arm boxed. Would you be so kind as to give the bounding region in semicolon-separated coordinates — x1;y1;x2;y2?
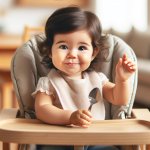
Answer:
35;92;92;127
35;92;72;125
103;54;136;105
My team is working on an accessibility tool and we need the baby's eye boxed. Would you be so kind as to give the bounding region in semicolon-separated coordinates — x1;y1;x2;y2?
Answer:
78;46;87;51
59;45;68;50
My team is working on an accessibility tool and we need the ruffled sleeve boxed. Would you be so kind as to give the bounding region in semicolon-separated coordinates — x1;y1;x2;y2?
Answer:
32;77;53;97
98;72;109;86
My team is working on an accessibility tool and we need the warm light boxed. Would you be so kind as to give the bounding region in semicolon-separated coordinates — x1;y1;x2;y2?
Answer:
95;0;147;32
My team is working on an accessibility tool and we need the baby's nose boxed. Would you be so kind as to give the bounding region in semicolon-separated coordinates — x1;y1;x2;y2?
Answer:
67;49;78;59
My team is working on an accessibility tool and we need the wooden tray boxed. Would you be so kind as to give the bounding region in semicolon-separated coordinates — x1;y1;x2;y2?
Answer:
0;118;149;145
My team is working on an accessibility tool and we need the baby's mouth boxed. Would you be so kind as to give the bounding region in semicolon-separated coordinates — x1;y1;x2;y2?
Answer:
64;60;80;66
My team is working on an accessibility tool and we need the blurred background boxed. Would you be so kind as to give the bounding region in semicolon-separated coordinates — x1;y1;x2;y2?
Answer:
0;0;150;149
0;0;150;115
0;0;148;35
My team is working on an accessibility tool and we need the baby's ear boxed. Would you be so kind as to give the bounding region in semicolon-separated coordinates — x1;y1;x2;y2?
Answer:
92;48;99;60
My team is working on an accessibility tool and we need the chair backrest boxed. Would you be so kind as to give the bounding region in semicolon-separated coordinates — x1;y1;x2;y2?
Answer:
11;33;138;119
22;26;44;42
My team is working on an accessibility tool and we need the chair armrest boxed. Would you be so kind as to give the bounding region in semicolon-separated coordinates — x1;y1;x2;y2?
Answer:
0;108;18;121
132;108;150;121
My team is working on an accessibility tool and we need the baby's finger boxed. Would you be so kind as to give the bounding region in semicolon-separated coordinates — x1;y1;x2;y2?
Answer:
82;110;92;118
128;64;137;71
122;53;127;61
126;62;135;68
123;58;133;65
123;59;136;68
80;113;92;122
78;118;91;128
125;63;136;72
81;124;90;128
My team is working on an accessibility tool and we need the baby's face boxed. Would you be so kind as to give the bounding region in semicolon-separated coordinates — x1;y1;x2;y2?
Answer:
50;29;98;78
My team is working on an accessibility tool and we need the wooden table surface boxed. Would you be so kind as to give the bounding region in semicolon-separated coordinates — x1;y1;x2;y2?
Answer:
0;118;149;145
0;108;150;150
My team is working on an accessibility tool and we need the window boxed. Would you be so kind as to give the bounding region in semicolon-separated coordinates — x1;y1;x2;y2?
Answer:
95;0;147;32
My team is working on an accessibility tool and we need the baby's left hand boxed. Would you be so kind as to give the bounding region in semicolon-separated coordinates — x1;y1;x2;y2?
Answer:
116;53;137;82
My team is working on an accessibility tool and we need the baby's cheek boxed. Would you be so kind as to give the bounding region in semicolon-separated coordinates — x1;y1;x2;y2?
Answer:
81;59;91;69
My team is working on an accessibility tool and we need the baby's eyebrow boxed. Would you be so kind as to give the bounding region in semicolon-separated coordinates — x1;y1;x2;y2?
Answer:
55;41;66;44
79;42;91;46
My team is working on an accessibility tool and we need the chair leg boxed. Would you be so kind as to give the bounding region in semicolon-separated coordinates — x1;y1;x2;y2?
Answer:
74;146;84;150
10;143;19;150
0;85;2;109
1;82;13;108
146;145;150;150
140;144;150;150
3;142;9;150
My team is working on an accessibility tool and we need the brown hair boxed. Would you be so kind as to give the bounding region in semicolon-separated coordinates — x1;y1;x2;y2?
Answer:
40;6;106;69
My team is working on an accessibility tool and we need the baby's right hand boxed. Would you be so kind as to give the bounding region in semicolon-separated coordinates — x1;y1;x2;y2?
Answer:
69;109;92;128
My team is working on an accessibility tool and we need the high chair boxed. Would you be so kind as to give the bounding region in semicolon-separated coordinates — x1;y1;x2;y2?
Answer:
0;31;150;150
22;26;44;42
